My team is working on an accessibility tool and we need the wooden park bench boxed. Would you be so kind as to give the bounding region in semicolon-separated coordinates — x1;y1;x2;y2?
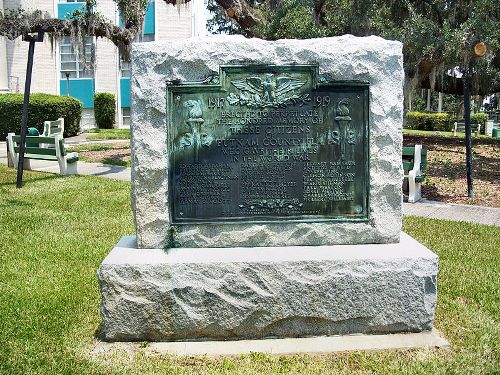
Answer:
453;121;481;136
6;133;78;175
403;144;427;203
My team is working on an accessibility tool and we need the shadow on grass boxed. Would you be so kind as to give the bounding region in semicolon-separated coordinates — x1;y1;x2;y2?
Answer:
404;134;500;184
428;154;499;182
101;157;130;167
94;322;105;341
0;172;63;187
0;199;33;208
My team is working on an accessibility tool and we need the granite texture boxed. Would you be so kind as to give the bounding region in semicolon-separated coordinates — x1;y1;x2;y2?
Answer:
130;35;404;249
98;233;438;342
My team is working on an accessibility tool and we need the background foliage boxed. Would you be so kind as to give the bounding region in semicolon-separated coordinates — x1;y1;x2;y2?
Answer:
405;111;455;132
0;93;82;138
93;92;116;129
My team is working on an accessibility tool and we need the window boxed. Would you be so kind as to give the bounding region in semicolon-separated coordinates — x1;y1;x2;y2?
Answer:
120;59;130;78
60;36;94;79
119;35;153;78
141;34;155;42
122;108;131;127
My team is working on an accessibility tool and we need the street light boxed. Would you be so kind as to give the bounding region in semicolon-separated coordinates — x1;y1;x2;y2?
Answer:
463;41;487;198
16;31;45;188
65;72;70;96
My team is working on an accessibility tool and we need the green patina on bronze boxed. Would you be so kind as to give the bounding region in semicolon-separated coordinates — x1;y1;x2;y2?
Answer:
167;65;370;224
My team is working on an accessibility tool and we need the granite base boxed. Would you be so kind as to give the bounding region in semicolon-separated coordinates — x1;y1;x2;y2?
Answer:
98;233;438;342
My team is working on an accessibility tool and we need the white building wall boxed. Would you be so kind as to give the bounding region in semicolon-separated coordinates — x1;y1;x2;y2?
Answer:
94;0;119;125
4;0;58;94
3;0;197;128
157;1;193;40
0;0;9;91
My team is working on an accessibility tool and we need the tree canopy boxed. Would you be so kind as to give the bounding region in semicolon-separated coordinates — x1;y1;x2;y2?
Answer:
1;0;498;96
210;0;500;97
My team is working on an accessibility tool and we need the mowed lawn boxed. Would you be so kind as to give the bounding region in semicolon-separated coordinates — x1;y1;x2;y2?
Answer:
0;164;498;374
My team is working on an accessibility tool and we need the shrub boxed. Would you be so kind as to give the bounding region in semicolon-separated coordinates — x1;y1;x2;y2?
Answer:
0;93;82;139
94;93;115;129
471;112;489;134
405;111;454;131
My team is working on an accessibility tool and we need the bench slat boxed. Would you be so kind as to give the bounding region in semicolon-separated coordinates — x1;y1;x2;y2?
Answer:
403;161;414;170
24;153;58;161
14;146;57;156
403;174;425;182
12;135;57;144
402;147;416;156
402;146;428;175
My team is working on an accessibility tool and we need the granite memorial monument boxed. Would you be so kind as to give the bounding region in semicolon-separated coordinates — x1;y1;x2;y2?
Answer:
98;35;438;342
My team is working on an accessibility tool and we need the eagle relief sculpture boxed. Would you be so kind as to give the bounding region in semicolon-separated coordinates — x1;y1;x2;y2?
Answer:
227;73;309;108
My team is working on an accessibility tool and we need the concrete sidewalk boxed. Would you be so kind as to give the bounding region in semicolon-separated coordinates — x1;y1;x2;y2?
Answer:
0;141;130;181
403;199;500;227
1;140;499;226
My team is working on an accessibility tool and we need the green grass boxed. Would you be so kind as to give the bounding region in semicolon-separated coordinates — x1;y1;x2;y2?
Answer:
66;143;129;152
87;128;131;140
0;164;499;374
403;128;497;140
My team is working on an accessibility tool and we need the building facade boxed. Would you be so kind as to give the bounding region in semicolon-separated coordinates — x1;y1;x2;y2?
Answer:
0;0;206;128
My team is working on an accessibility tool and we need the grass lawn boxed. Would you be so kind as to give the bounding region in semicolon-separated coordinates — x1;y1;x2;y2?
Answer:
87;128;131;140
0;164;498;374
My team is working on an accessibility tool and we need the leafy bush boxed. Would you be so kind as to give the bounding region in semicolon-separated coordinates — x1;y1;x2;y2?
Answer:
471;112;489;134
405;111;454;131
0;93;82;139
94;93;115;129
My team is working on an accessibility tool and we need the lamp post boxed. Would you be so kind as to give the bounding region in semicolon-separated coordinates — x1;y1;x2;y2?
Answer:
16;31;44;188
65;72;70;96
463;41;487;198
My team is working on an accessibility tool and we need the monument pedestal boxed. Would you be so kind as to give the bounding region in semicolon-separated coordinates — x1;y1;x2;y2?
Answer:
98;233;437;342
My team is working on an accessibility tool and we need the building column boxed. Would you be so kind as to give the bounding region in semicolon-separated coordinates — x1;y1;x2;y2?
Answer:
0;0;9;91
437;92;443;113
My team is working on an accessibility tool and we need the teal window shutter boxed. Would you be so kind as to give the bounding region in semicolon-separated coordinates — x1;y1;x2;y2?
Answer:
57;3;86;20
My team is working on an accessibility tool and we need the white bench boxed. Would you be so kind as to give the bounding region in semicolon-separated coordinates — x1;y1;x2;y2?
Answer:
42;117;65;137
7;133;78;175
402;144;427;203
453;122;481;136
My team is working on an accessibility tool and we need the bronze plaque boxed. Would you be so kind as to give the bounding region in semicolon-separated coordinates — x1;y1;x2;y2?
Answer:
167;65;369;224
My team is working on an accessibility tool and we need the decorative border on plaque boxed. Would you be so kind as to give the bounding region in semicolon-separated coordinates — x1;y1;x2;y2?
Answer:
166;65;370;224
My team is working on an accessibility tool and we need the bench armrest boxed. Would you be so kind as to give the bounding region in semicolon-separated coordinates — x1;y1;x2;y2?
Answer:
411;144;423;176
65;152;79;162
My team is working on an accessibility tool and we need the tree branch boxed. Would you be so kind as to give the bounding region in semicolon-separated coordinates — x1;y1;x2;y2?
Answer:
313;0;326;26
213;0;261;33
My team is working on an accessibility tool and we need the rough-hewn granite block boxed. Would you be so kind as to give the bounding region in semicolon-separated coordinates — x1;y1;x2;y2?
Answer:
130;35;404;249
98;233;437;342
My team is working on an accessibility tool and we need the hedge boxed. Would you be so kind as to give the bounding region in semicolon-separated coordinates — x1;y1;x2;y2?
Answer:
94;92;115;129
0;93;82;139
405;111;454;131
471;112;489;134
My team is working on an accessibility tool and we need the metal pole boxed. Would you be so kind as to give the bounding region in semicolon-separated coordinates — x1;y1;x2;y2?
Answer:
65;72;70;95
16;37;36;188
463;68;474;198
